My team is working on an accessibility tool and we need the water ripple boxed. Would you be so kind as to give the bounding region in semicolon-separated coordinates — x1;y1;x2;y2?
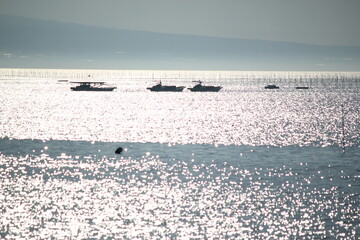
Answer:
1;85;359;147
0;140;359;239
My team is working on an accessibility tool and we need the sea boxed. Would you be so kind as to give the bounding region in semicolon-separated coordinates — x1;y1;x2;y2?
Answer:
0;68;359;239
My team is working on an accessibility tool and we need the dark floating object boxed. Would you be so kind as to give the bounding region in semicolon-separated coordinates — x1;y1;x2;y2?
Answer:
70;81;117;91
115;147;123;154
188;81;222;92
265;84;280;89
295;86;309;89
147;81;185;92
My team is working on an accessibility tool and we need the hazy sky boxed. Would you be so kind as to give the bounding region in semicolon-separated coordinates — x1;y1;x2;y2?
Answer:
1;0;360;46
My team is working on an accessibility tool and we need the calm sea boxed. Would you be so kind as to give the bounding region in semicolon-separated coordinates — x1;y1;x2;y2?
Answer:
0;69;359;239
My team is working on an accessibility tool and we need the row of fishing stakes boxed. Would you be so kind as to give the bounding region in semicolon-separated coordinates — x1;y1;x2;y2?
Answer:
1;69;359;89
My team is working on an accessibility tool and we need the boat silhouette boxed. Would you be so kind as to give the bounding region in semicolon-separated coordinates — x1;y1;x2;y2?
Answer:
147;81;185;92
188;81;222;92
265;84;280;89
70;82;117;91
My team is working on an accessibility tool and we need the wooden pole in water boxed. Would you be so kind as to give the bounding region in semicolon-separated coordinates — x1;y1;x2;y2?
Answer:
341;104;346;154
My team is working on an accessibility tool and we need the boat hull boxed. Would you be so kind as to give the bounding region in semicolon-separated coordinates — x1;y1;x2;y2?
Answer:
147;86;185;92
265;85;279;89
188;86;222;92
71;87;116;91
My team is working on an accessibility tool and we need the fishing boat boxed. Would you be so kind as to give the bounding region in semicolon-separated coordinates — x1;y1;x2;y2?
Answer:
70;82;117;91
188;81;222;92
294;77;309;89
265;84;280;89
147;81;185;92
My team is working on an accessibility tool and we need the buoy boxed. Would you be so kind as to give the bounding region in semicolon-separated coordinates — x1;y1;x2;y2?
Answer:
115;147;123;154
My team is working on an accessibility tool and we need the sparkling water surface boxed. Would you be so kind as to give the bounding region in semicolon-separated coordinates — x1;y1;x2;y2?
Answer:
0;69;359;239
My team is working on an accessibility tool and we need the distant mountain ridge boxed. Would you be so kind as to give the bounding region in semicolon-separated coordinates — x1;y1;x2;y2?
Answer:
0;14;359;70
